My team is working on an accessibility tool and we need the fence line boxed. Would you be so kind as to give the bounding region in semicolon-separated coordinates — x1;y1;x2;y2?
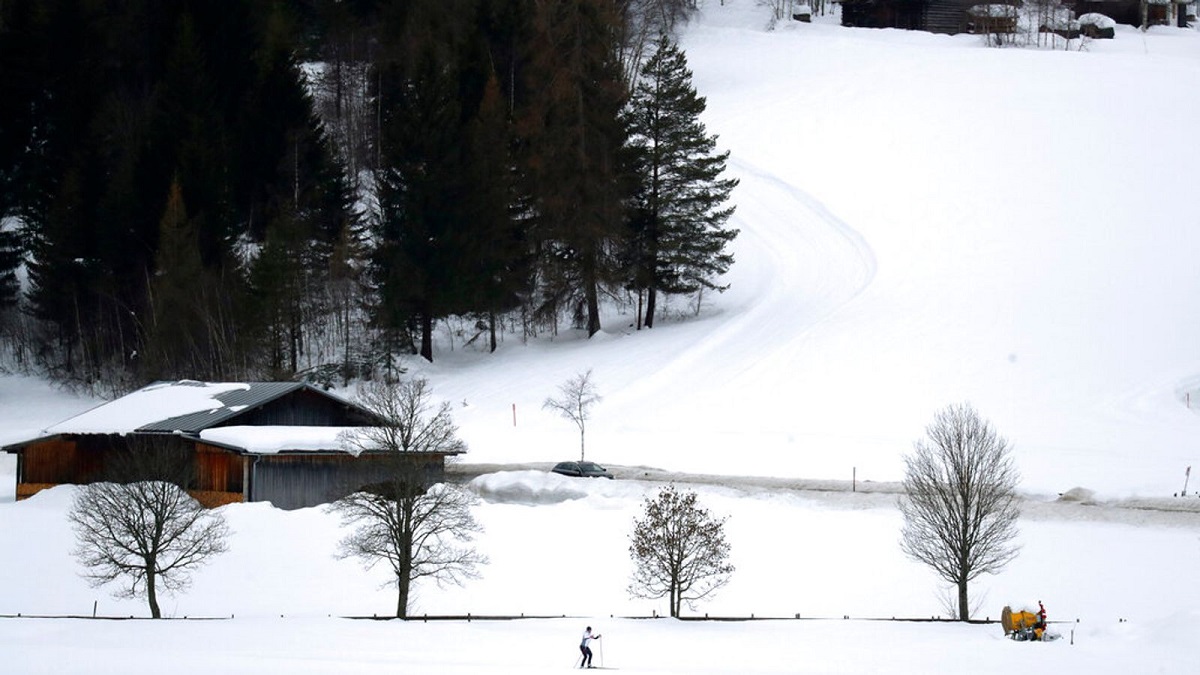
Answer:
0;611;1081;625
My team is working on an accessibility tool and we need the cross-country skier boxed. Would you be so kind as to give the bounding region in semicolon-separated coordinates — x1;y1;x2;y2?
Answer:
579;626;602;668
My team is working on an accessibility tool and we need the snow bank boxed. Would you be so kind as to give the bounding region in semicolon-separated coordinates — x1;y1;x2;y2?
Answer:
199;426;364;454
468;470;644;505
1078;13;1117;29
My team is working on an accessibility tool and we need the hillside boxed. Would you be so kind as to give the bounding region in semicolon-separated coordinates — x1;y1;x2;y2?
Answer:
392;4;1200;501
2;2;1199;673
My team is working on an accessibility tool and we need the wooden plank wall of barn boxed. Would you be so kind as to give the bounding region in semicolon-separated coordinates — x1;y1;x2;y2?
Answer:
20;437;101;485
252;454;446;510
195;444;245;494
230;389;375;427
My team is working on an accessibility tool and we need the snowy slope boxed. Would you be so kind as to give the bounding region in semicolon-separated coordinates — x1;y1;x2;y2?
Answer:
413;4;1200;499
2;2;1199;672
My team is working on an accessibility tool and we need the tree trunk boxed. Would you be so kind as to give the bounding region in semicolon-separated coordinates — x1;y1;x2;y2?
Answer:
147;566;161;619
644;286;658;329
636;290;643;330
397;570;410;619
582;248;602;337
488;311;497;353
419;313;433;362
957;579;969;621
397;499;414;619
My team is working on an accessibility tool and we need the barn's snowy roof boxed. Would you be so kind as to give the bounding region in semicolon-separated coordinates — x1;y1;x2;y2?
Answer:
42;380;354;435
198;425;364;455
138;382;315;433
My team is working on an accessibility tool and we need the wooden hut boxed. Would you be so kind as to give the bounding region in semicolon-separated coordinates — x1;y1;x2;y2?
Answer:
2;381;462;510
840;0;1192;32
839;0;987;33
967;3;1022;38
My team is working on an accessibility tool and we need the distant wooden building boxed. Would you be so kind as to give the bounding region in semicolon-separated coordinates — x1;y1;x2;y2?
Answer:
2;381;461;510
1074;0;1192;27
840;0;981;33
839;0;1193;33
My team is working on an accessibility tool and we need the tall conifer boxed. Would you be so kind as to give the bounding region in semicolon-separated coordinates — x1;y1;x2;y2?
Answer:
626;34;738;328
518;0;631;337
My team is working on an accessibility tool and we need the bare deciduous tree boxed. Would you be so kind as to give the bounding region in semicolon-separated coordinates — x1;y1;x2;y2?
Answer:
68;477;230;619
899;403;1021;621
333;378;485;618
614;0;698;88
628;484;733;618
543;369;602;461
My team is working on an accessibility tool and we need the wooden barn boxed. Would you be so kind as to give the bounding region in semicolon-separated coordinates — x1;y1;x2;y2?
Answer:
2;380;461;510
1073;0;1193;27
839;0;1193;32
840;0;984;33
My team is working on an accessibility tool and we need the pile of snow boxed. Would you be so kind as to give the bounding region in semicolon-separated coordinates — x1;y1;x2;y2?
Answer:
199;426;366;454
1057;487;1098;504
470;470;618;505
1078;13;1117;29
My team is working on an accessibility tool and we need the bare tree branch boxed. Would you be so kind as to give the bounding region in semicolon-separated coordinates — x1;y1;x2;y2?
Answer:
628;484;733;617
543;369;601;461
68;480;229;619
899;403;1021;620
331;378;485;618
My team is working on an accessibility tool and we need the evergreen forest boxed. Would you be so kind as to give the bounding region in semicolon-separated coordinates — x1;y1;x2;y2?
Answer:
0;0;738;392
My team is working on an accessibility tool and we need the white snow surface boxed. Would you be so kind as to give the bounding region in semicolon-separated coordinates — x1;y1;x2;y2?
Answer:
198;426;365;454
2;2;1200;672
1078;13;1119;29
37;380;250;436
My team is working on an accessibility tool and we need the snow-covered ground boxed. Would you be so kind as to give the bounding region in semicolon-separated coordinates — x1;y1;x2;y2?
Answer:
2;1;1199;672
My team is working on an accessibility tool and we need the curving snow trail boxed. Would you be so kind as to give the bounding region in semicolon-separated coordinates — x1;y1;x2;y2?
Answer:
423;5;1200;498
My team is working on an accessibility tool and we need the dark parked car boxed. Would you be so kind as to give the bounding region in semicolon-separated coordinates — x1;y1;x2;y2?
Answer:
551;461;614;479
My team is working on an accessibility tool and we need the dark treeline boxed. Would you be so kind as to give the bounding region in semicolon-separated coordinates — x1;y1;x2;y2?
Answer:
0;0;735;393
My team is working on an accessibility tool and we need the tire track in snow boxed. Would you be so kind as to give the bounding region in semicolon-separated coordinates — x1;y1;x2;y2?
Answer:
601;157;876;429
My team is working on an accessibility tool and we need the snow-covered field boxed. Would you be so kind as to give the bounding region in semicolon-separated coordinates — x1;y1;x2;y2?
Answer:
3;1;1200;672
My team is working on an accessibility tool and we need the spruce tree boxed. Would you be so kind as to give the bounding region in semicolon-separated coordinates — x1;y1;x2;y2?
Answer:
9;0;354;383
142;179;207;379
372;37;471;362
518;0;631;337
371;0;527;362
626;33;738;328
0;227;21;312
460;72;531;353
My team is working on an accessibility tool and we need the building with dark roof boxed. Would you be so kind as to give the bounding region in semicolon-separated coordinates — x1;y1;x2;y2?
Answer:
839;0;1192;34
2;381;462;510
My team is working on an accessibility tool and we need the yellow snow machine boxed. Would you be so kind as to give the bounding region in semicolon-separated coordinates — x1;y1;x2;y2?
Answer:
1001;603;1056;642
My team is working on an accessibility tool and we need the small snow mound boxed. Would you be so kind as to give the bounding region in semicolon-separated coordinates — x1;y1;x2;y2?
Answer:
469;470;591;505
1005;601;1042;614
1057;487;1097;504
1078;13;1117;29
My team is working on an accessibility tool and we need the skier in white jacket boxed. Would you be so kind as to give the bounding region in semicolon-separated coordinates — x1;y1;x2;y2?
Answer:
579;626;602;668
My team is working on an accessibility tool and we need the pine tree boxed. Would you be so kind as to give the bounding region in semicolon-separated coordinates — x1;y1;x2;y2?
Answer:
9;0;354;383
518;0;632;337
0;223;21;314
372;33;471;362
243;1;356;377
460;72;531;353
142;179;207;379
370;0;528;362
625;33;738;329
